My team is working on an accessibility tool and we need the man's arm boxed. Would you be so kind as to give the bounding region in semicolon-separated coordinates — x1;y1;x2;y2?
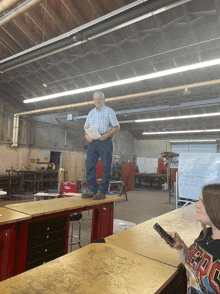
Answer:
99;125;120;141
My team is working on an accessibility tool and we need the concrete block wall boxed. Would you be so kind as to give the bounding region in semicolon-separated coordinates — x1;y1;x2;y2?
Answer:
113;131;135;162
134;140;171;158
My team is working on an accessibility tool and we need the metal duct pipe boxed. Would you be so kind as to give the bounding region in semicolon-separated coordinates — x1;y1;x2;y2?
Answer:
0;0;191;72
11;78;220;147
0;0;43;27
11;114;19;147
18;78;220;117
0;0;21;14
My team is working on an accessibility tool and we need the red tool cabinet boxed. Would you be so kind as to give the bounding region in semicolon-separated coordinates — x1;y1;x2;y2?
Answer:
62;182;78;196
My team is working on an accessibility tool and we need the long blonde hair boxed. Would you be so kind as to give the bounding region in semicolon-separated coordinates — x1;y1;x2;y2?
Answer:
197;184;220;240
203;183;220;230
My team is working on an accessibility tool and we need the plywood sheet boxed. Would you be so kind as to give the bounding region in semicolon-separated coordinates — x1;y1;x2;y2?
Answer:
0;146;29;173
106;203;200;268
62;152;84;181
5;196;122;217
0;243;177;294
0;207;31;225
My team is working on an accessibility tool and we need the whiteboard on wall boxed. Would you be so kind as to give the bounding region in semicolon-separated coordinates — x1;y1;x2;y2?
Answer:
136;157;158;173
178;153;220;201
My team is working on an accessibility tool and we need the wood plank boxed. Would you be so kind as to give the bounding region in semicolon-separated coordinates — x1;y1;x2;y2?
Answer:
62;152;84;181
40;2;68;33
106;203;200;268
5;195;122;217
0;207;31;225
0;243;177;294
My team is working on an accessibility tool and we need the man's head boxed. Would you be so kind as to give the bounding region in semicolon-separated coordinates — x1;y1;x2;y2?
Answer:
93;91;105;109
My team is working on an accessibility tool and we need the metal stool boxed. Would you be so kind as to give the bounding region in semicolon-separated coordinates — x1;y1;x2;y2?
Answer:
69;213;82;251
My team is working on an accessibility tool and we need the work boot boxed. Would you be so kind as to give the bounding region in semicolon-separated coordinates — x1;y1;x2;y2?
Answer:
93;192;106;200
81;191;96;198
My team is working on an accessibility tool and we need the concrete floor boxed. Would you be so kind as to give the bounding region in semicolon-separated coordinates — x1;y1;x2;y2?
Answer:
0;188;176;252
69;187;176;251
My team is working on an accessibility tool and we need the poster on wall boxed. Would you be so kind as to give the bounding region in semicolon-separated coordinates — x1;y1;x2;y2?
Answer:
136;157;158;173
178;153;220;201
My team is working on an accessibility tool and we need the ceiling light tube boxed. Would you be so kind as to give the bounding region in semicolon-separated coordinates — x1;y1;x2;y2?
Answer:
143;129;220;135
136;112;220;122
24;57;220;104
170;139;217;143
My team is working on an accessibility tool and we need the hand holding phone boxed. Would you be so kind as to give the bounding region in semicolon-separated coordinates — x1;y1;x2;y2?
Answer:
153;223;176;247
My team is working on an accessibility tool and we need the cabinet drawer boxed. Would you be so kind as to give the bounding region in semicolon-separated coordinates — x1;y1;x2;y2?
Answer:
28;216;67;238
26;238;66;263
26;250;65;271
27;229;67;248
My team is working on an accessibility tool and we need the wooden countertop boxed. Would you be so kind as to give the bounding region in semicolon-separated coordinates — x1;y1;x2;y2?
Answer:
0;243;177;294
0;207;31;225
106;203;200;267
5;195;122;217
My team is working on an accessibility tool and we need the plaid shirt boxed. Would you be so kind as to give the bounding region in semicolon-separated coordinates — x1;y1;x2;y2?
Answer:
84;105;119;134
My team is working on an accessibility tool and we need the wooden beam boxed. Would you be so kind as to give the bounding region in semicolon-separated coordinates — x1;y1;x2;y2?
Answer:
0;29;21;53
61;0;86;26
40;2;68;33
25;10;54;40
115;0;126;7
87;0;104;17
13;17;39;46
0;0;42;27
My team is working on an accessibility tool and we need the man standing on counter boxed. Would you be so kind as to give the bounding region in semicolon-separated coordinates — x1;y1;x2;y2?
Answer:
83;91;120;200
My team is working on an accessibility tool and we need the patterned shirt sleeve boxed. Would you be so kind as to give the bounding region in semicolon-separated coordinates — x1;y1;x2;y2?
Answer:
84;110;92;130
109;108;120;128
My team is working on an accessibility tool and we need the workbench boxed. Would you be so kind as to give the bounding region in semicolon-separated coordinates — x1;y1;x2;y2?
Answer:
135;173;166;189
0;208;31;282
19;170;58;193
0;243;178;294
106;203;199;268
5;196;121;276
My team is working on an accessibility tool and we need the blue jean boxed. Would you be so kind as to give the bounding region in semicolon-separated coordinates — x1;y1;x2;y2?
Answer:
87;138;113;194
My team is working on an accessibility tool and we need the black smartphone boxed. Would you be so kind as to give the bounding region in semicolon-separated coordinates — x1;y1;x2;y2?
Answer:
153;223;176;247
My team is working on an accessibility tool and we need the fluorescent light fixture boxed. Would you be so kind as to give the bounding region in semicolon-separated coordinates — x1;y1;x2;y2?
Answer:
24;56;220;104
136;112;220;122
143;129;220;135
170;139;217;143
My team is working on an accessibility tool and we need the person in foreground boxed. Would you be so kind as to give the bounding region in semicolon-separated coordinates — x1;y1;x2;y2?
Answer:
82;91;120;200
167;184;220;294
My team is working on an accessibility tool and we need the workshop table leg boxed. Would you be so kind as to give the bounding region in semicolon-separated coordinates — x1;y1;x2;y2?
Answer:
14;221;29;275
91;202;114;243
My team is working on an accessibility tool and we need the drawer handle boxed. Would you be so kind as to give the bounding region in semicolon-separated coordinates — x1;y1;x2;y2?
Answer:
45;249;47;252
46;235;49;239
103;207;107;211
47;227;50;230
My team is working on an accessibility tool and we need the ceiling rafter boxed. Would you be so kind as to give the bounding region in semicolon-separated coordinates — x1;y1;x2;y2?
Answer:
108;32;138;78
87;0;104;18
175;16;203;27
25;9;54;40
191;10;216;17
0;30;20;53
115;0;126;7
129;23;158;72
88;39;121;81
153;14;178;67
73;46;106;84
182;4;202;62
1;25;27;50
39;2;68;33
13;17;40;46
61;0;86;26
214;0;220;25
